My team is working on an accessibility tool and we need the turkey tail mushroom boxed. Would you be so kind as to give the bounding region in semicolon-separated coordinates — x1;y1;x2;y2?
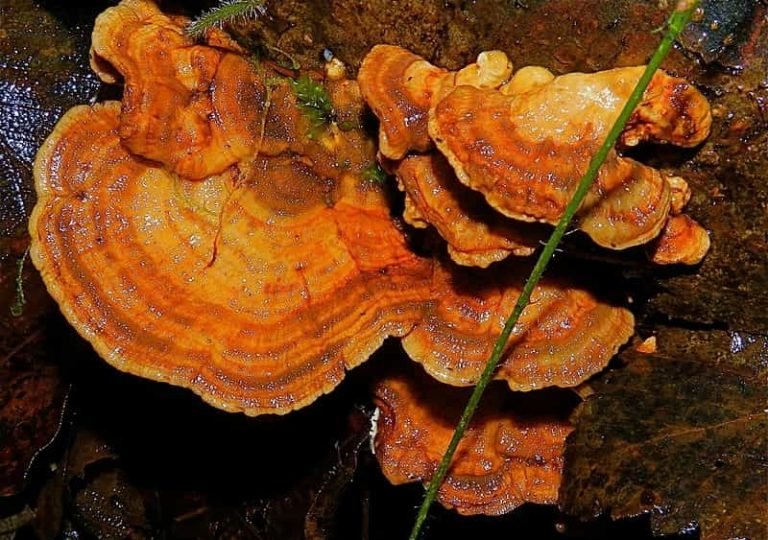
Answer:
402;260;635;391
359;47;712;265
429;65;711;251
373;365;572;515
90;0;268;180
33;2;711;419
358;44;513;160
396;154;543;268
649;214;710;265
31;7;443;416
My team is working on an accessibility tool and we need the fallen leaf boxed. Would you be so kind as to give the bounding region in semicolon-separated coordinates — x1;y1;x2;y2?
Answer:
560;351;768;540
31;429;155;540
0;506;35;537
0;0;102;500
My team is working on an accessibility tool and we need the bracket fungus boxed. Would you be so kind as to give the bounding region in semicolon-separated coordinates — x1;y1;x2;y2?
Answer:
373;366;572;515
649;214;711;265
90;0;265;180
403;260;635;390
396;154;542;268
359;45;713;266
24;6;710;524
30;0;439;415
30;97;441;415
31;0;642;419
358;44;513;161
27;0;719;522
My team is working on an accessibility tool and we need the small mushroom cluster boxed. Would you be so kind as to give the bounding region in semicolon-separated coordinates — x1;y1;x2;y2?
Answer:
359;45;712;268
30;0;710;517
360;45;712;513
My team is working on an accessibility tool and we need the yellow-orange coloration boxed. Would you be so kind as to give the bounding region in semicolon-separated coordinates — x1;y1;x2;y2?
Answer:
90;0;267;180
403;261;635;390
31;1;447;415
33;1;665;422
396;155;542;267
500;65;555;95
430;66;711;249
30;99;435;415
635;336;658;354
649;214;710;265
373;366;572;515
667;176;693;215
359;46;712;265
358;45;512;160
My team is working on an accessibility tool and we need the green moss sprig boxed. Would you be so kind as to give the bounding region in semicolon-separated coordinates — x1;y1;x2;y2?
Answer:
291;74;335;139
186;0;266;39
10;246;30;317
361;162;388;187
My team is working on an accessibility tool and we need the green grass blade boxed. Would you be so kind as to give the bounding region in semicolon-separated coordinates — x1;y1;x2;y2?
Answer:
408;2;701;538
10;246;30;317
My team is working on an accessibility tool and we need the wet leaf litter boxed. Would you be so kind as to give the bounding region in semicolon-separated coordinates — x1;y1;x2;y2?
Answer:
560;351;767;540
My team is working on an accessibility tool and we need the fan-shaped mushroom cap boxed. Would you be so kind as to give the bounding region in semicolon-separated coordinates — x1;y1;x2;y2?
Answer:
30;92;437;415
402;260;634;390
622;69;713;148
358;45;512;160
90;0;266;180
373;366;572;515
358;45;450;159
649;214;710;265
396;154;542;267
430;66;711;249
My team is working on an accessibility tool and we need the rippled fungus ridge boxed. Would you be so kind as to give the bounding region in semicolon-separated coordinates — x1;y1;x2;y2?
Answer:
359;45;713;266
373;366;573;515
32;0;439;416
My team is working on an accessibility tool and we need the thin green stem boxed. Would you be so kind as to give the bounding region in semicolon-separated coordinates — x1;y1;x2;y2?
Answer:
408;2;700;539
10;246;30;317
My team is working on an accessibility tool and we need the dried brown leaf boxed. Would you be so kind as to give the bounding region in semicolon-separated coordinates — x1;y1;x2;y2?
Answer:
560;351;768;540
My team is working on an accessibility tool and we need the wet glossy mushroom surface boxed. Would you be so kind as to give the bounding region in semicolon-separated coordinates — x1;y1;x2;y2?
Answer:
30;97;438;415
396;154;541;268
403;260;634;390
649;214;711;266
360;45;713;265
30;1;646;417
373;365;572;515
5;0;765;536
358;44;513;160
30;1;439;416
429;69;710;250
90;0;263;180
